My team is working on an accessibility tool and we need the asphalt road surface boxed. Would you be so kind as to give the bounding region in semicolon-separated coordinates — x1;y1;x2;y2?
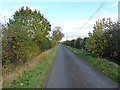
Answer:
45;45;118;88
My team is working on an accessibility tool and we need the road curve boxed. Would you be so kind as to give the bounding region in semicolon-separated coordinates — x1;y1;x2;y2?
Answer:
45;45;118;88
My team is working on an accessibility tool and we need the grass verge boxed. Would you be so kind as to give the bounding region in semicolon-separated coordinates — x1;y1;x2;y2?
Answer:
65;46;120;85
3;46;59;88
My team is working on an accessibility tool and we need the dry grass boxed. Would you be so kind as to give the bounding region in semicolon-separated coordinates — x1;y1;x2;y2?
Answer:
2;47;56;88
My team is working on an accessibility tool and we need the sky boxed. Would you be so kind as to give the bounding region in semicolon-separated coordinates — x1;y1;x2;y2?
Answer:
0;0;118;41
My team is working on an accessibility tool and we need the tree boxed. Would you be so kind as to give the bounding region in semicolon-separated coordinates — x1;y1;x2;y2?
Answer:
71;39;76;48
2;6;52;65
86;18;120;63
41;38;52;51
75;37;83;49
81;37;89;50
7;6;51;50
103;23;120;61
52;27;64;42
2;23;32;64
86;18;113;57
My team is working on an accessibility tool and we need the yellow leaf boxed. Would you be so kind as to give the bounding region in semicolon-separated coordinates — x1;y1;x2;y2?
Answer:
20;83;24;86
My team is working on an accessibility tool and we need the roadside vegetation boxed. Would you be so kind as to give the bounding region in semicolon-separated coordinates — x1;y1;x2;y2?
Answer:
2;6;64;88
65;46;119;85
5;46;59;88
63;18;120;64
2;6;56;66
63;18;120;85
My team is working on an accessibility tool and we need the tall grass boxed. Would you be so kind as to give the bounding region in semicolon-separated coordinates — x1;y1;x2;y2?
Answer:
2;46;59;88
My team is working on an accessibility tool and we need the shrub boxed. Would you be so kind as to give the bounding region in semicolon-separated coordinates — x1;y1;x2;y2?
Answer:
85;18;120;63
2;23;40;65
74;38;83;49
41;38;52;51
103;24;120;62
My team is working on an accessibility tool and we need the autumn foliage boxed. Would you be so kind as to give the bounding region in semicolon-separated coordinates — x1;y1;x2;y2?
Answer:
63;18;120;64
2;6;57;66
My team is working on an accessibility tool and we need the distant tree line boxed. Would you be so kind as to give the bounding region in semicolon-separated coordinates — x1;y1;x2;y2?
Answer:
63;37;89;50
2;6;58;66
63;18;120;64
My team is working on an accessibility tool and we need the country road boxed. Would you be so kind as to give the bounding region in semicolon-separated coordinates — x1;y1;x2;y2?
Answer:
45;45;118;88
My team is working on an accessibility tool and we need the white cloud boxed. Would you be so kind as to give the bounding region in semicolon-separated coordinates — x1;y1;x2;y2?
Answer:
58;19;95;41
55;12;118;41
97;13;117;22
0;5;42;24
103;11;109;14
0;15;6;24
112;2;118;7
2;10;13;18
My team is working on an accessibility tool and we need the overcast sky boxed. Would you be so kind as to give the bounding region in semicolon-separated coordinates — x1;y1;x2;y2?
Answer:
0;0;118;41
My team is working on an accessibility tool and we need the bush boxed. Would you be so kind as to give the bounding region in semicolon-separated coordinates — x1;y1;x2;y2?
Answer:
41;38;52;51
74;38;83;49
85;18;120;63
2;23;40;65
50;40;58;48
81;37;89;50
103;24;120;62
